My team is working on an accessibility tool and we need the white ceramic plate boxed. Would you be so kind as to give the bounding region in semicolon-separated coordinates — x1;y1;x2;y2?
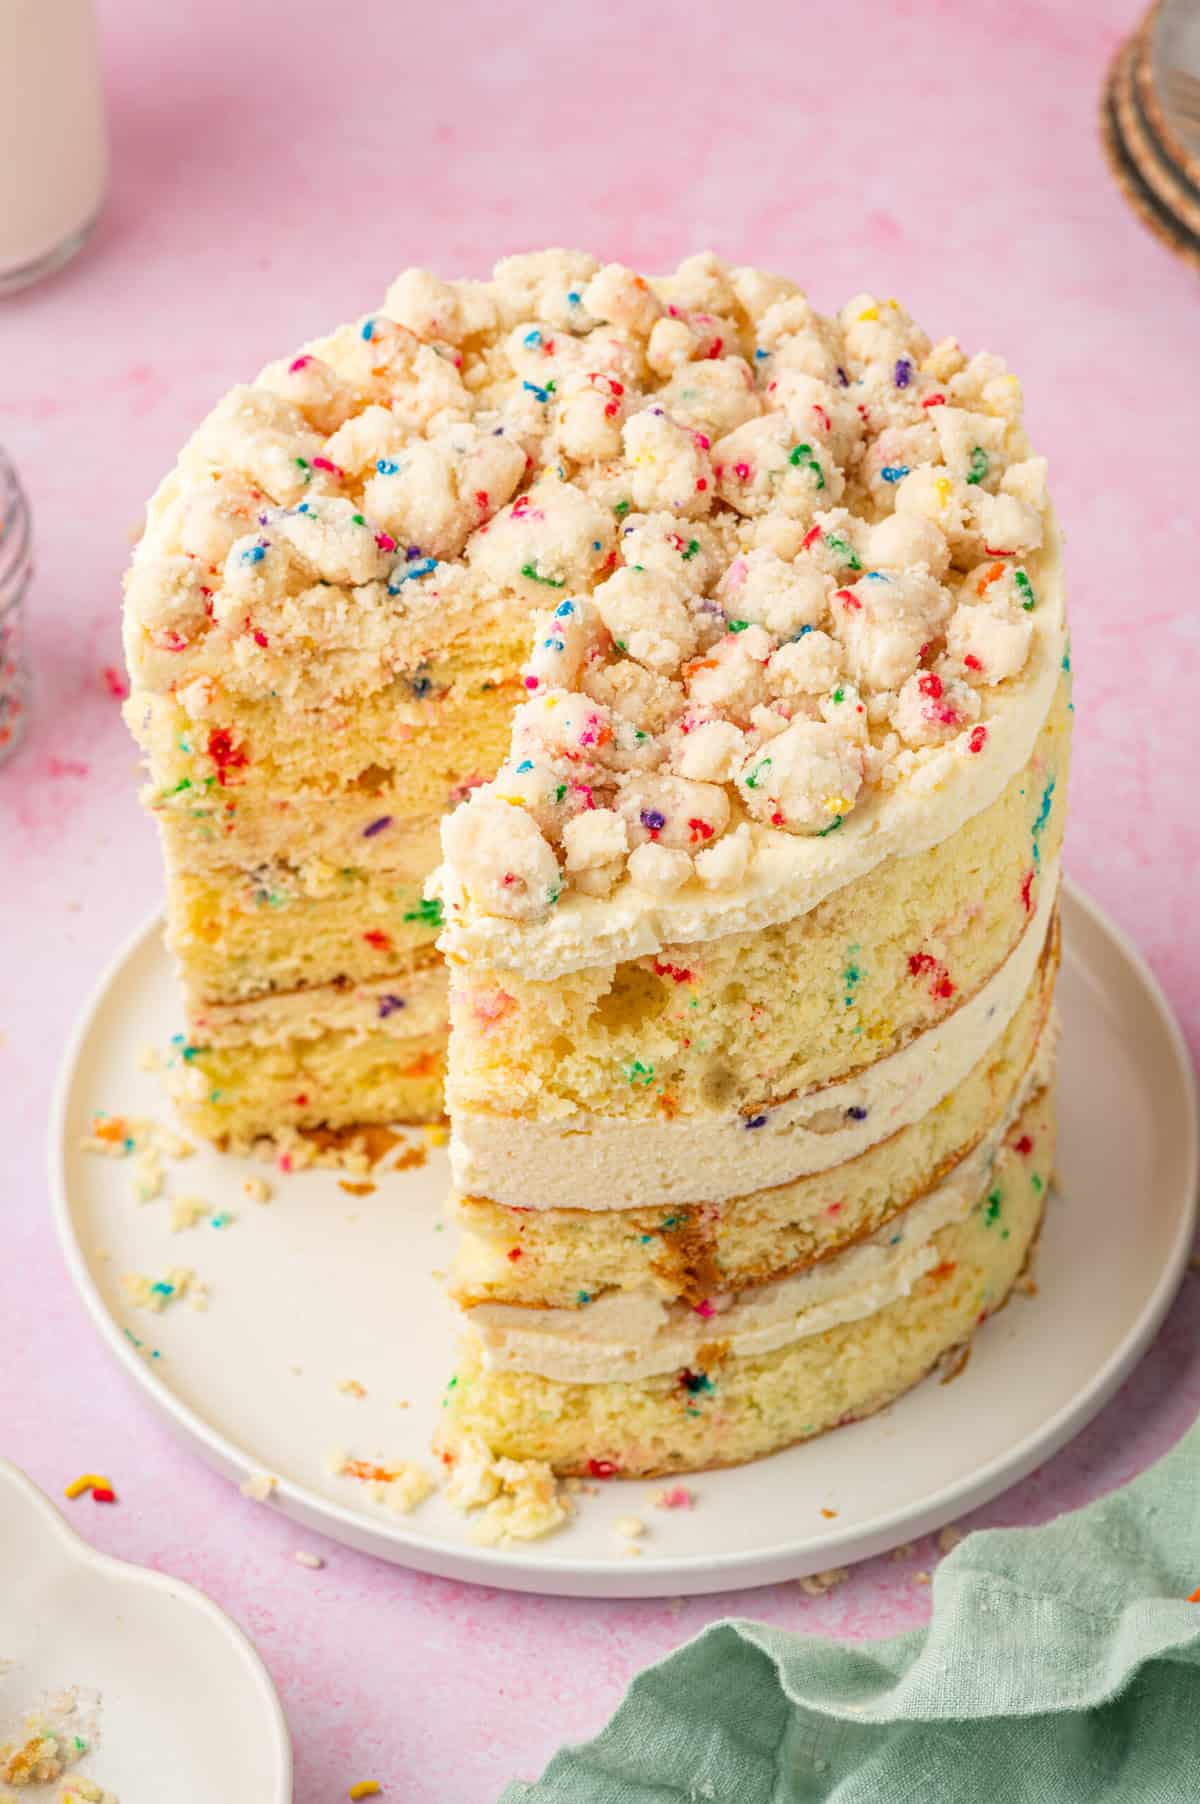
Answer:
0;1460;291;1799
49;882;1197;1598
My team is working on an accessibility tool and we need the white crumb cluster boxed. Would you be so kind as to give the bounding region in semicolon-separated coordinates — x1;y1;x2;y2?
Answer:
0;1689;115;1800
442;1434;569;1545
329;1452;435;1514
239;1471;278;1503
121;251;1048;923
79;1114;193;1164
79;1111;197;1215
119;1265;197;1313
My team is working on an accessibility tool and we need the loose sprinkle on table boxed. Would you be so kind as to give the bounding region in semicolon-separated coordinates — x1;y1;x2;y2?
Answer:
63;1473;115;1502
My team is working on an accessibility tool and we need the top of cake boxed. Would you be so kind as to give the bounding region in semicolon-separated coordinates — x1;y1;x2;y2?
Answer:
120;248;1064;977
426;253;1065;974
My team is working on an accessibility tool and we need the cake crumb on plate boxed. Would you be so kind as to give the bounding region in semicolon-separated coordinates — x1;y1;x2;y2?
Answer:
119;1267;194;1313
331;1453;435;1515
442;1436;569;1545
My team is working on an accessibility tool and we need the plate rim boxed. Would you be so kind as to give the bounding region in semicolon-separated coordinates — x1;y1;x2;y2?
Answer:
48;879;1199;1596
0;1458;293;1799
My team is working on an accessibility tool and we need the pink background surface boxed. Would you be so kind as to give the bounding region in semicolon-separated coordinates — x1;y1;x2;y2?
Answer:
2;1;1198;1797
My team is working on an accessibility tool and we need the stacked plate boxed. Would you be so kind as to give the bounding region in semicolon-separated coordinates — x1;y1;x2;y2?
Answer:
1103;0;1200;267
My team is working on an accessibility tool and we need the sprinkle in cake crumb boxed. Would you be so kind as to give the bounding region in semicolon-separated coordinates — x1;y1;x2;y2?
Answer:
650;1486;695;1510
331;1452;435;1514
59;1781;118;1803
442;1435;569;1545
798;1567;849;1596
0;1690;113;1799
119;1266;194;1313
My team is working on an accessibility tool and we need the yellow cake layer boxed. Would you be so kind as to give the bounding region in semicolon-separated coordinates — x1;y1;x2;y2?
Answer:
451;919;1056;1309
169;1024;447;1146
159;809;444;886
131;633;527;818
446;680;1071;1127
437;1085;1052;1476
167;859;448;1003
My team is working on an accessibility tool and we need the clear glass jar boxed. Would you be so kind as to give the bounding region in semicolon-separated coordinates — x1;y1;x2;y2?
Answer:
0;0;108;294
0;449;32;764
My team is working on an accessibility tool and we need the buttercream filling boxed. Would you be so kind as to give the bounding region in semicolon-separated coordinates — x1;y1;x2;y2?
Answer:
188;959;448;1046
451;860;1059;1211
463;1029;1054;1386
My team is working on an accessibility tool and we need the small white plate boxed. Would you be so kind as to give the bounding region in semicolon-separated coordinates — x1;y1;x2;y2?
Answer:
49;883;1197;1598
0;1461;291;1799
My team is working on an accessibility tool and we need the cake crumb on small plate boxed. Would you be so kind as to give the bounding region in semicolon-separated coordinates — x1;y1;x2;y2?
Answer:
293;1550;324;1569
937;1525;965;1554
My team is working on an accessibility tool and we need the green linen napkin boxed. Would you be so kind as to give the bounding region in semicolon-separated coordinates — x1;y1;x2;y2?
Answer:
503;1423;1200;1801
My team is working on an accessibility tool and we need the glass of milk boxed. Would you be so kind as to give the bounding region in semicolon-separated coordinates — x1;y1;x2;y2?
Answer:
0;0;108;294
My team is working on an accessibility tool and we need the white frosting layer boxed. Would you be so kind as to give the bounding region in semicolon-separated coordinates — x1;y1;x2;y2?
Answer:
189;959;447;1047
451;860;1058;1211
465;1032;1053;1385
436;524;1066;981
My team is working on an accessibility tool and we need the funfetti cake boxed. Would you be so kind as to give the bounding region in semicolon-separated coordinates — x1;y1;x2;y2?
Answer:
123;250;1069;1488
433;257;1071;1478
122;253;632;1149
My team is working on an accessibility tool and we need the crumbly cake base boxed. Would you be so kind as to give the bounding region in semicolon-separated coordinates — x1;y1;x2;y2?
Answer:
438;1084;1052;1476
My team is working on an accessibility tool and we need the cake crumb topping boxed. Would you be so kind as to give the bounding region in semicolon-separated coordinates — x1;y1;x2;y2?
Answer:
123;251;1049;923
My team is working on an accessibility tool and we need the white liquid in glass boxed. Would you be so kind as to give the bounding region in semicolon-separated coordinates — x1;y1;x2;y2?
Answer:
0;0;108;291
